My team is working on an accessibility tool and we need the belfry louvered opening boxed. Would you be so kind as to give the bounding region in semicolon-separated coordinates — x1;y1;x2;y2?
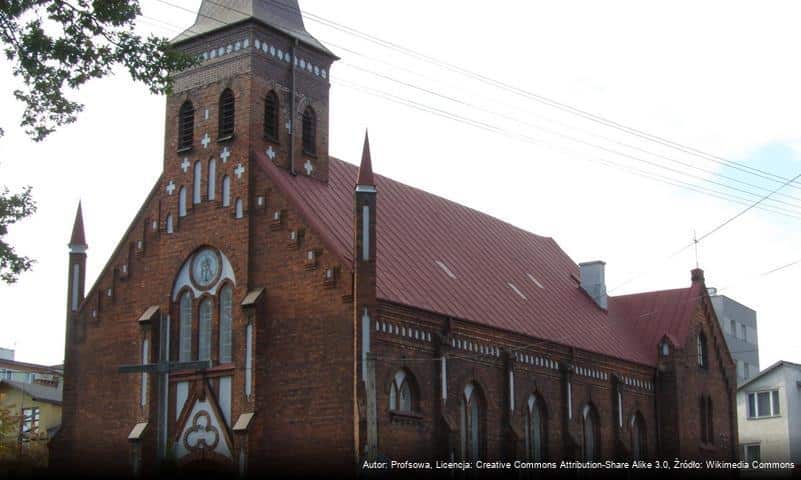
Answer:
219;89;235;139
178;101;194;150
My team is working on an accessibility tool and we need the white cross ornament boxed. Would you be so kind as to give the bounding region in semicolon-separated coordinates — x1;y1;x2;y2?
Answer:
234;163;245;179
304;160;314;176
181;157;191;173
266;145;276;161
220;146;231;163
201;133;211;149
166;180;176;195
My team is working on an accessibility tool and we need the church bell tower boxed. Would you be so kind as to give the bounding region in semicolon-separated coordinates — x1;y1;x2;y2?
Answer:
167;0;338;192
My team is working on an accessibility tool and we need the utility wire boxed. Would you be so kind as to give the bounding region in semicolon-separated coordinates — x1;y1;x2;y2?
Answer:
146;1;801;214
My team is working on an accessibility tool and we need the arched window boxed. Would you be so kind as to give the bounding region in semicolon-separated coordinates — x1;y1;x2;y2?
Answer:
264;91;279;141
388;370;417;413
166;214;174;234
460;383;484;461
219;285;233;363
526;394;545;461
178;100;194;150
235;198;243;219
208;158;217;201
222;176;231;207
631;412;646;460
198;298;212;361
179;291;192;361
193;161;202;204
219;89;235;139
302;106;316;155
582;404;599;461
178;187;187;217
697;332;708;369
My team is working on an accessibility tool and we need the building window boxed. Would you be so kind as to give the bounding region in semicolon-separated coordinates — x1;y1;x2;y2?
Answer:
729;319;736;337
235;198;244;219
21;407;40;434
747;390;780;418
460;383;484;461
219;89;235;139
582;404;599;461
526;394;545;461
631;412;646;461
198;298;212;361
389;370;417;413
166;214;174;234
697;332;708;369
302;106;316;155
179;291;192;361
219;285;233;363
743;444;761;462
178;100;194;151
264;91;279;141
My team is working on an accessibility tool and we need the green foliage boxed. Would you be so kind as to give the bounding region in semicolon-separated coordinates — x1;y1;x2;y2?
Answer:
0;404;19;455
0;185;36;283
0;0;196;141
0;0;197;283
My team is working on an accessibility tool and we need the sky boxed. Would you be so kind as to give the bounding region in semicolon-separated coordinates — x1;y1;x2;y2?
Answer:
1;0;799;369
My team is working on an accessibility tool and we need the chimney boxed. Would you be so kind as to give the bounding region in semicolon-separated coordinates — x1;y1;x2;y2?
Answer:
579;261;607;310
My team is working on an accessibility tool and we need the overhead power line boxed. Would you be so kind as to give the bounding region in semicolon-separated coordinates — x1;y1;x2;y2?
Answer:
145;2;801;217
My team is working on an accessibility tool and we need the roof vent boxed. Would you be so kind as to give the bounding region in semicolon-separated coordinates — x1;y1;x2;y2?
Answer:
579;261;607;310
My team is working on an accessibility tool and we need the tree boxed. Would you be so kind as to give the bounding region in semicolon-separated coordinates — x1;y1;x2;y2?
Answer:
0;0;196;283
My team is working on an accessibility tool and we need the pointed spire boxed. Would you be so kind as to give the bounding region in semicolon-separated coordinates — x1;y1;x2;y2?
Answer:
69;202;87;249
356;130;375;189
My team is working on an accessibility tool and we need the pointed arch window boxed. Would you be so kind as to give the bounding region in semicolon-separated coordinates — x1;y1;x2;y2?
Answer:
178;100;194;151
193;161;202;204
459;383;484;461
700;395;714;444
697;332;708;369
389;370;417;413
166;214;174;234
219;88;235;139
582;404;599;461
179;292;192;362
302;106;316;155
631;412;647;460
222;176;231;207
198;298;212;361
235;198;244;219
178;187;187;217
264;91;279;141
219;285;233;363
526;394;545;461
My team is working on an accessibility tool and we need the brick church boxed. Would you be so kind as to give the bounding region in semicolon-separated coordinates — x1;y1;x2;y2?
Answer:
51;0;739;476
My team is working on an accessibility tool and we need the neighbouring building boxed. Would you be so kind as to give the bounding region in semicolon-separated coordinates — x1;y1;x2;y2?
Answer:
50;0;739;476
708;289;759;383
737;361;801;464
0;353;63;470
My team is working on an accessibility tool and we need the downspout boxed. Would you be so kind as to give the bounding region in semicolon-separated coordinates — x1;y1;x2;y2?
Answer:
289;39;298;176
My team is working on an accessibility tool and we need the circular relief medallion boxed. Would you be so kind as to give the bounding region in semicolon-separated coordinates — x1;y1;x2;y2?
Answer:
190;248;222;291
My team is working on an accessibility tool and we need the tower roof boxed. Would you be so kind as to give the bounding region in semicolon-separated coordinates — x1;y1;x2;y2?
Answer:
69;202;87;247
172;0;335;57
356;131;375;188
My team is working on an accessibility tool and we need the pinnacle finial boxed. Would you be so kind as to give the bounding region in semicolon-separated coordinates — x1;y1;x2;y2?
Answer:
69;201;87;249
356;130;375;188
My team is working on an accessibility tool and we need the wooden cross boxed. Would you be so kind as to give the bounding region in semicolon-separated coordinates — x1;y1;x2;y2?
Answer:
118;313;211;461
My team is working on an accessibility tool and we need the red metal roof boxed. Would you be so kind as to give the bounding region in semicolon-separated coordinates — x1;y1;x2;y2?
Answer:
257;154;695;366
